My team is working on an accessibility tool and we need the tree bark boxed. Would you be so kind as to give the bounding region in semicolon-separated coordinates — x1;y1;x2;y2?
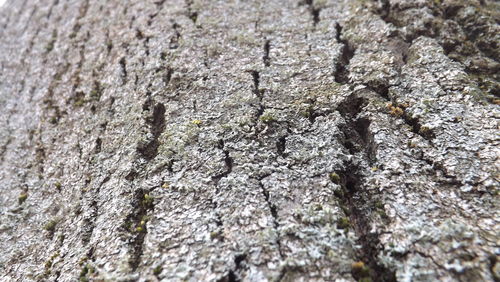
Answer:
0;0;498;281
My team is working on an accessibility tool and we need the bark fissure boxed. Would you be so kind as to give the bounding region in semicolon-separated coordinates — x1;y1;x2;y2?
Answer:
125;188;156;271
258;175;284;259
81;175;110;245
137;101;166;160
249;70;265;123
119;57;128;85
300;0;321;26
263;40;271;67
185;0;199;24
334;23;355;84
335;92;396;281
211;139;234;186
372;0;499;101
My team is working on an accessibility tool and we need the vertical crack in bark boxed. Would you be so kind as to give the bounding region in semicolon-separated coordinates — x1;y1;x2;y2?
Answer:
81;175;110;245
337;95;374;160
119;57;128;85
163;66;173;86
135;28;151;57
300;0;321;27
276;135;287;157
125;188;156;271
185;0;199;24
263;40;271;67
334;23;355;84
0;135;12;164
209;198;225;243
217;254;247;282
169;23;182;49
137;101;166;160
258;176;284;259
336;94;396;281
211;139;234;187
209;140;234;249
249;70;265;122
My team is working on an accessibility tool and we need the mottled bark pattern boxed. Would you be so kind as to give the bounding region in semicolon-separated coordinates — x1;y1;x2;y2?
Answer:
0;0;498;281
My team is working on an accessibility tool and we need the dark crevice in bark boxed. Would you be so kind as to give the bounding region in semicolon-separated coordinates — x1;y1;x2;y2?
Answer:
334;161;396;282
119;57;128;85
0;132;13;163
148;12;159;26
94;137;102;154
135;28;151;56
209;140;233;245
335;92;395;281
258;175;284;259
337;95;374;159
212;139;234;186
163;66;174;86
334;23;355;84
81;175;110;245
125;170;138;181
137;102;166;160
169;23;181;49
300;0;321;26
418;157;462;187
217;254;247;282
208;197;225;244
185;0;199;24
400;110;435;141
125;188;155;271
35;140;46;175
364;80;436;142
299;96;335;124
263;40;271;67
44;29;57;55
372;0;499;102
276;135;287;157
366;82;390;101
488;255;499;282
250;70;261;98
249;70;265;123
154;0;166;8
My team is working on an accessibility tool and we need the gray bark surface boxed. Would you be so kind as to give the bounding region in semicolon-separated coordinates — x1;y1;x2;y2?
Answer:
0;0;498;281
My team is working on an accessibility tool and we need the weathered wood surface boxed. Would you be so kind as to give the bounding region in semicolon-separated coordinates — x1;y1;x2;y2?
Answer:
0;0;498;281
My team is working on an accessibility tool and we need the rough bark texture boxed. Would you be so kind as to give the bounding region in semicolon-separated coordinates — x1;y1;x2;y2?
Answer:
0;0;499;281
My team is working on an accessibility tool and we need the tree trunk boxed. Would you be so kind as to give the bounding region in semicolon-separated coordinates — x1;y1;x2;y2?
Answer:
0;0;498;281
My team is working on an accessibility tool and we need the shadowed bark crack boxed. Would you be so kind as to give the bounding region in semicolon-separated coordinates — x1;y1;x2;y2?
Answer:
217;254;247;282
258;175;284;259
372;0;499;102
336;94;396;282
169;23;182;49
211;139;234;186
334;23;355;84
299;0;321;27
185;0;199;24
124;188;156;271
137;101;166;160
249;70;265;123
119;57;128;85
81;175;110;245
263;40;271;67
